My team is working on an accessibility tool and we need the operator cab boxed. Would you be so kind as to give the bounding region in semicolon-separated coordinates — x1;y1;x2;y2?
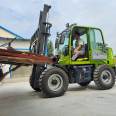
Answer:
55;24;107;64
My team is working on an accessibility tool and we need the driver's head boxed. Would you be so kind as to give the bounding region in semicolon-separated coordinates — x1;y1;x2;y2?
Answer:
74;30;80;40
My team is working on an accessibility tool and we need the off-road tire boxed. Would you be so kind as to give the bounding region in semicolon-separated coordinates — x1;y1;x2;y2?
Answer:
93;65;115;90
39;67;69;97
29;65;41;92
30;75;41;91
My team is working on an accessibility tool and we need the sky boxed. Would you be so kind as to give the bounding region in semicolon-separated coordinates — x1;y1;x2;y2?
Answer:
0;0;116;53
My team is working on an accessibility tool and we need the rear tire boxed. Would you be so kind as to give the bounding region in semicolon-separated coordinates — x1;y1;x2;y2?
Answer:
39;67;69;97
93;65;115;90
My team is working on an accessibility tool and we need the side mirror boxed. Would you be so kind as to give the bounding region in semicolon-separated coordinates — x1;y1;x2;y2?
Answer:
104;43;108;47
62;45;69;56
55;39;59;48
59;35;65;44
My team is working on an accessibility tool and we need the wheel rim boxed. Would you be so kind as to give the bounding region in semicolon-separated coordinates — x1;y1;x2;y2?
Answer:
48;74;63;91
101;70;112;85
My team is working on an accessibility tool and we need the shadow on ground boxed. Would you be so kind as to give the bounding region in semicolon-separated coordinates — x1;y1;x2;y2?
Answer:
0;83;98;101
30;83;98;98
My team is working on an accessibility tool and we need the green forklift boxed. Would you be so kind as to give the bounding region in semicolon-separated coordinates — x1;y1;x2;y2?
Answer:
30;5;116;97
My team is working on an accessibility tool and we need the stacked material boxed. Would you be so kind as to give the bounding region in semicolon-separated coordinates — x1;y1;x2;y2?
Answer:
0;48;52;65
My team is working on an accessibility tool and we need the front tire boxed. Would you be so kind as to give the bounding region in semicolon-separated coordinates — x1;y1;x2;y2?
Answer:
93;65;115;90
39;67;69;97
29;65;41;92
30;75;41;91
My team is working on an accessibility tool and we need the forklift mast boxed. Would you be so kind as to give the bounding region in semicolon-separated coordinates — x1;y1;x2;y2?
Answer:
30;4;52;56
0;4;52;81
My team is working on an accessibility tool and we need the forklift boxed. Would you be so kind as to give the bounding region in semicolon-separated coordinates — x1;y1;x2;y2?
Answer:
0;5;116;98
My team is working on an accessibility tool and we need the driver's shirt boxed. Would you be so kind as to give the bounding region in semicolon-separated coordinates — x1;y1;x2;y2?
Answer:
78;39;84;46
73;38;84;49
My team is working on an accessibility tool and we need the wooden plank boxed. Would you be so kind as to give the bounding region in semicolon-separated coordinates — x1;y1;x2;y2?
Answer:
0;49;52;65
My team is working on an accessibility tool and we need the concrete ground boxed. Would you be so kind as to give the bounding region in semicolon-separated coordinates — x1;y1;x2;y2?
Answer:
0;82;116;116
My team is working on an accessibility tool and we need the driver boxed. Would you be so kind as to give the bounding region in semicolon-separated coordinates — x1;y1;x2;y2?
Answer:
72;31;85;60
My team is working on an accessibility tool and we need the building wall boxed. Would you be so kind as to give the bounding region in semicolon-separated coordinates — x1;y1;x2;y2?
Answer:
0;39;30;50
0;27;31;80
12;40;30;51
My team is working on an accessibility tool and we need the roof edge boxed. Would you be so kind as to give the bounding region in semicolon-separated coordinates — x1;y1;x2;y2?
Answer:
0;25;24;39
